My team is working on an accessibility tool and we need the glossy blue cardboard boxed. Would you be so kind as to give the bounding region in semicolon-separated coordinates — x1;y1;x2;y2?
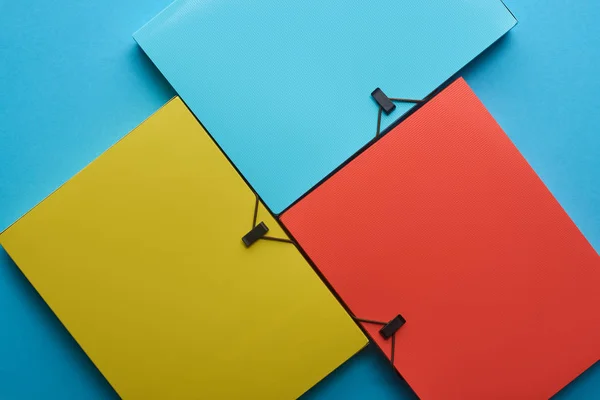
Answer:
134;0;516;213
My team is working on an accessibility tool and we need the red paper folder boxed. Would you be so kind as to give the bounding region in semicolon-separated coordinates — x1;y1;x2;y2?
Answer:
281;78;600;400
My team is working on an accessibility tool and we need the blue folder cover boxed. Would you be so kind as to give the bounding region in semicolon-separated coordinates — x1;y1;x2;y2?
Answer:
134;0;516;213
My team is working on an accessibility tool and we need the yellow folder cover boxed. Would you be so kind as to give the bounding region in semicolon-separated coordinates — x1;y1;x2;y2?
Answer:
0;97;366;399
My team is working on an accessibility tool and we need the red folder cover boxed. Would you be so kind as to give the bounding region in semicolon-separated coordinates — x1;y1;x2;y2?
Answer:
281;78;600;400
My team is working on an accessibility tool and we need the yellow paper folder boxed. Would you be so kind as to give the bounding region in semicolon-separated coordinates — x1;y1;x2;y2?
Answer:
0;97;367;399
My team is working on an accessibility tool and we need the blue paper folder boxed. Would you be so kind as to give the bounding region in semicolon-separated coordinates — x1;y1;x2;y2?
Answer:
134;0;516;213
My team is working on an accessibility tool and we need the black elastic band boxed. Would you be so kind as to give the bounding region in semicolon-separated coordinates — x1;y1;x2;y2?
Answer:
374;95;423;137
243;193;294;246
351;314;404;366
389;97;422;104
354;317;387;326
261;236;294;244
376;107;383;137
252;193;259;228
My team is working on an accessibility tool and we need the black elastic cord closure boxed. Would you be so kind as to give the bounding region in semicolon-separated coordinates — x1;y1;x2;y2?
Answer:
373;90;423;137
243;193;294;247
352;314;406;366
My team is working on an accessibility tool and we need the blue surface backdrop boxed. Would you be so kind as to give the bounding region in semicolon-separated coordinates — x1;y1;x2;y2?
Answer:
462;0;600;254
0;0;598;399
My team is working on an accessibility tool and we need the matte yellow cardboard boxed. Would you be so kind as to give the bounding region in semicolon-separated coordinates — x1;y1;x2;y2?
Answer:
0;97;366;399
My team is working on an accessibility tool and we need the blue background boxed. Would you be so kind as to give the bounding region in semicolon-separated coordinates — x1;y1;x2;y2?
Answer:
0;0;597;398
